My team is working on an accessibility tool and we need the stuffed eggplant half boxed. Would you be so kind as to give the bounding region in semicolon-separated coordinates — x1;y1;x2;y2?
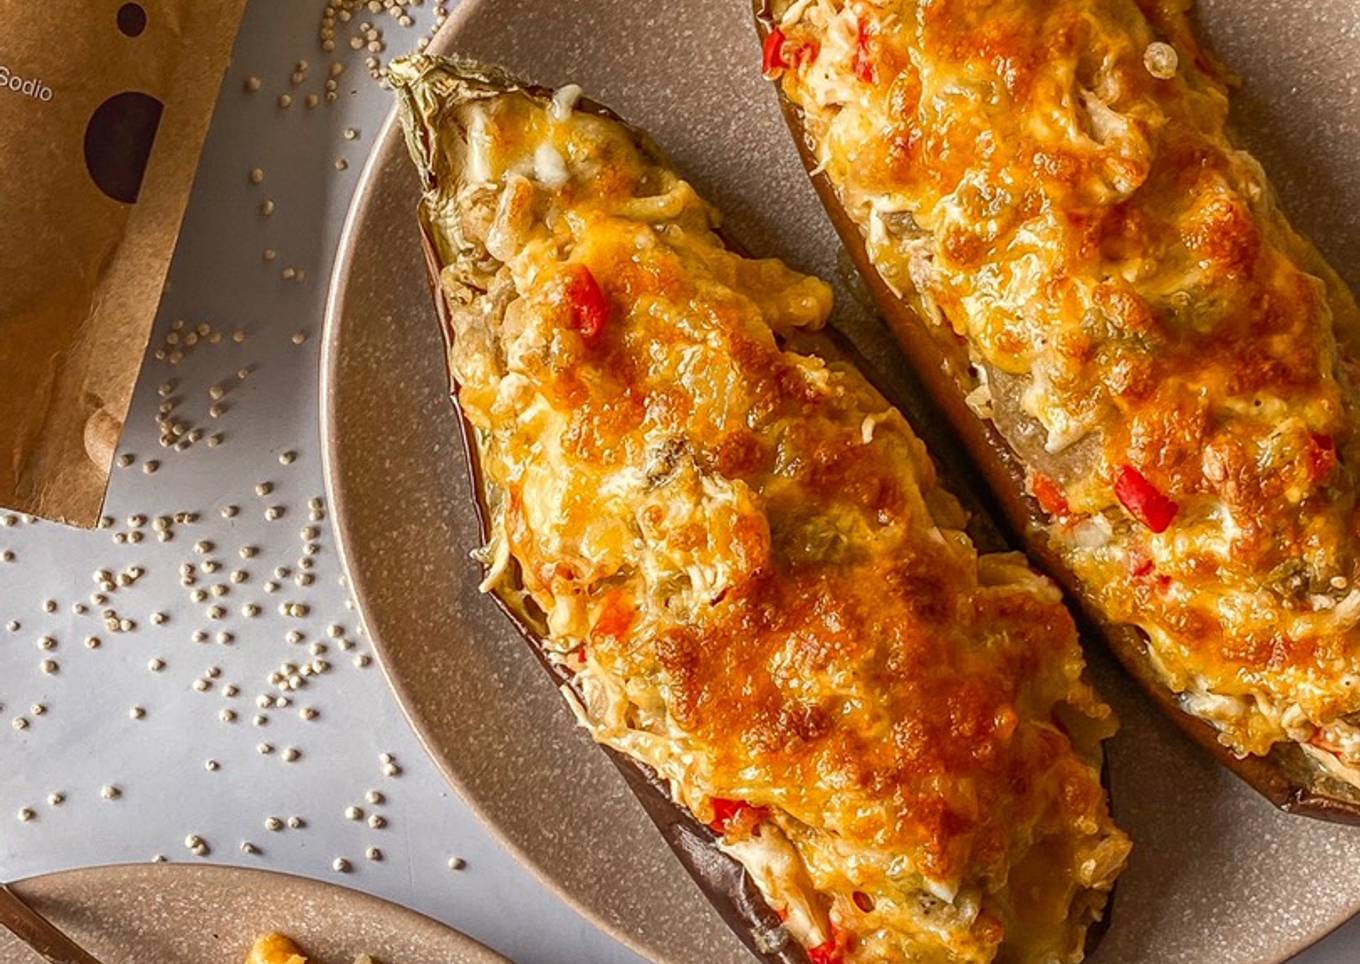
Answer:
389;55;1128;964
755;0;1360;819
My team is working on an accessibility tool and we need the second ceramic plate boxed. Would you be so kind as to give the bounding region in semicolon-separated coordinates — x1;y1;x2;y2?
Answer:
0;863;503;964
322;1;1360;962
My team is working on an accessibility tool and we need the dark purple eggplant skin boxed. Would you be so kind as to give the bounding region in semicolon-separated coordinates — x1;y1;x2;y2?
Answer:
748;0;1360;826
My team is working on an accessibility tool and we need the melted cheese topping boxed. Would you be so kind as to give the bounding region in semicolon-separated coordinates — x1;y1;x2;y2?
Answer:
771;0;1360;769
392;55;1128;964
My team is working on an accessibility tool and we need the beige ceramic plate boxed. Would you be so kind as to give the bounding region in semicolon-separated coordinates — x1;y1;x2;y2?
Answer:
320;1;1360;962
0;863;503;964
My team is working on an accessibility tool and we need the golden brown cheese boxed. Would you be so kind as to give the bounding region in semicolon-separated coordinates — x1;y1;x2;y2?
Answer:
769;0;1360;768
244;934;307;964
392;56;1127;964
243;933;373;964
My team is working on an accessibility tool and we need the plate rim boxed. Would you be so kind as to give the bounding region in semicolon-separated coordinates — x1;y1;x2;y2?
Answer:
8;860;506;962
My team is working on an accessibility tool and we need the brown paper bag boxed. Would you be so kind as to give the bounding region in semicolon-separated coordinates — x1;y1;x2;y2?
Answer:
0;0;246;527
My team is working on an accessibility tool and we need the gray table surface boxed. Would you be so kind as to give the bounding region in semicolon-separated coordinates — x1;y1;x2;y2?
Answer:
0;2;1355;963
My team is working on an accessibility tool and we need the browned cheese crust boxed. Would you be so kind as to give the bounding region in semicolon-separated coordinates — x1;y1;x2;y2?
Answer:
391;55;1128;964
763;0;1360;787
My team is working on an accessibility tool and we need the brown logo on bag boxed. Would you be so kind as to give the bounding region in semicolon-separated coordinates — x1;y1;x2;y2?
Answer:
84;3;164;204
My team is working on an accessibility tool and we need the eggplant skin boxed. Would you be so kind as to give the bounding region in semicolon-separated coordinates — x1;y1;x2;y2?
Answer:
391;53;1126;964
750;0;1360;823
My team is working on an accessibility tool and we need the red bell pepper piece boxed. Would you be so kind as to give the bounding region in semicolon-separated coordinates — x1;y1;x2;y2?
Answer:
807;943;843;964
807;922;853;964
708;797;768;835
1114;465;1178;533
854;18;875;83
565;265;609;345
1030;472;1069;517
762;27;788;76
